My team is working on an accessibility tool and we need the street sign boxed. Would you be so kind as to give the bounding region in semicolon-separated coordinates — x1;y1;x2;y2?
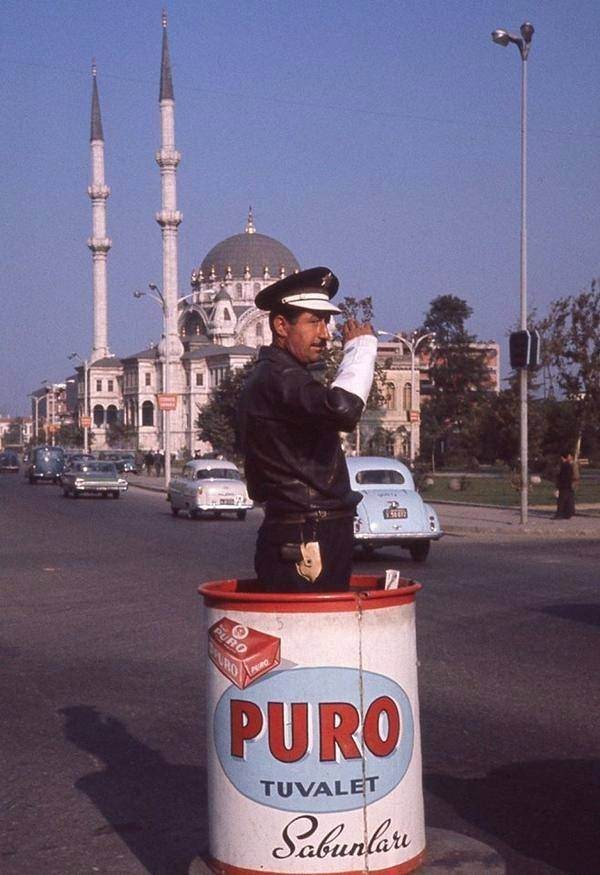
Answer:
157;393;177;411
81;416;92;428
409;411;420;422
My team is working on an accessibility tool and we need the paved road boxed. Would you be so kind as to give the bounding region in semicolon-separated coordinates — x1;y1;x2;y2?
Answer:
1;475;598;874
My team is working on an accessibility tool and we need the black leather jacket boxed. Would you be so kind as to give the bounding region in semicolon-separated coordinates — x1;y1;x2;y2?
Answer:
238;345;364;515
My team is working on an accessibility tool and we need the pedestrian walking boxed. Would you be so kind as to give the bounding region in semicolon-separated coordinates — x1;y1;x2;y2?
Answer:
144;450;155;476
238;266;377;593
154;450;164;477
554;451;576;519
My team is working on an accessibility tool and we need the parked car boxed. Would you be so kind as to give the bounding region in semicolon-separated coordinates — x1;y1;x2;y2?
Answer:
61;461;128;499
167;459;253;519
98;452;138;475
0;450;20;472
27;446;65;484
117;453;138;474
346;456;443;562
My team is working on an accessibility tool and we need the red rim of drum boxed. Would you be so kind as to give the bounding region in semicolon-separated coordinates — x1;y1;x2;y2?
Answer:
199;575;421;613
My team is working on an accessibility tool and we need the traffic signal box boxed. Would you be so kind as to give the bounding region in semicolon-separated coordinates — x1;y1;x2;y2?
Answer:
510;329;541;369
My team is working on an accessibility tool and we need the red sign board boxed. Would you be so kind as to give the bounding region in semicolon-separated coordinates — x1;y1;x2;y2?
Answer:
409;411;420;423
81;416;92;428
157;393;178;411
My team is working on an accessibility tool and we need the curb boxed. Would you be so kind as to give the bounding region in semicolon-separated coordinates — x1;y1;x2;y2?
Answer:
128;480;167;494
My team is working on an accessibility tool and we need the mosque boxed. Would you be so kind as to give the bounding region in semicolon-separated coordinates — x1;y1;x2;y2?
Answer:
54;14;449;461
75;14;308;456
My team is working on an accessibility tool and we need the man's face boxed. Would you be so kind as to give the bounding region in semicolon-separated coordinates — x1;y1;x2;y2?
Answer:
273;310;331;365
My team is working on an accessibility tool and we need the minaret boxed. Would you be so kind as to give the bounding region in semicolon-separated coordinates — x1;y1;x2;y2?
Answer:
87;61;111;362
155;10;183;360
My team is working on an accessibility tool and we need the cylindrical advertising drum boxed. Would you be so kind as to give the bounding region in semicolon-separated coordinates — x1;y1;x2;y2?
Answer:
199;575;425;875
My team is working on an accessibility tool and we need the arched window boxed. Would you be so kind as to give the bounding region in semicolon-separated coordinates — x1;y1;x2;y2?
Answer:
403;383;412;412
253;283;261;295
93;404;105;427
183;312;205;337
141;400;154;427
106;404;118;425
223;308;231;321
235;283;243;299
385;382;396;410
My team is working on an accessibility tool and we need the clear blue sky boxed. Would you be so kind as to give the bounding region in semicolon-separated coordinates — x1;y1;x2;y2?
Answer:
2;0;599;415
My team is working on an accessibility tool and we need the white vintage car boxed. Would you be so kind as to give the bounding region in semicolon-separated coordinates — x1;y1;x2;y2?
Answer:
347;456;443;562
167;459;253;520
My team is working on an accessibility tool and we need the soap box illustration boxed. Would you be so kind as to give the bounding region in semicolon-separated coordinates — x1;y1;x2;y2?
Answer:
208;617;281;689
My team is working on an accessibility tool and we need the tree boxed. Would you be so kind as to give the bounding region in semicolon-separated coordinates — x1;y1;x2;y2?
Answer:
2;418;25;448
533;279;600;459
419;295;489;466
196;362;255;460
106;422;137;449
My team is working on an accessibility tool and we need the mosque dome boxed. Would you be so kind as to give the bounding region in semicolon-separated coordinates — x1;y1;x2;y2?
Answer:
199;210;300;280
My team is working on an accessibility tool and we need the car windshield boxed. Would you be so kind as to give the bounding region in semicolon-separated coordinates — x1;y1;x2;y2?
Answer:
195;468;241;481
81;462;117;473
34;447;64;462
355;469;406;485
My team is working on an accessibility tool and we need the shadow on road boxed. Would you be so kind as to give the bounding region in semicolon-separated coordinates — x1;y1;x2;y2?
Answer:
538;602;600;628
426;758;600;874
61;705;206;875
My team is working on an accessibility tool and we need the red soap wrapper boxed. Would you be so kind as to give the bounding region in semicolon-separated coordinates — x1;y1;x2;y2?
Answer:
208;617;281;689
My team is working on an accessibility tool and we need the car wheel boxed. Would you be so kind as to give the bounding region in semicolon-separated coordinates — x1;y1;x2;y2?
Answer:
102;493;109;499
112;491;120;499
29;476;36;485
72;491;78;499
236;510;247;521
62;488;69;498
171;505;179;517
187;506;197;520
409;541;430;562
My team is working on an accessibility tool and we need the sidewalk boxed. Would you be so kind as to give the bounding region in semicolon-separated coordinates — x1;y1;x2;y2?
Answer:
128;474;599;540
432;500;600;539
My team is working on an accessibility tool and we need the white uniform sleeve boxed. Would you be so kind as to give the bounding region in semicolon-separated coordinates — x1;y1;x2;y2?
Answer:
331;334;378;405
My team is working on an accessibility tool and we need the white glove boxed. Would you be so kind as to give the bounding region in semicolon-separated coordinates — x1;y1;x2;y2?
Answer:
332;334;378;405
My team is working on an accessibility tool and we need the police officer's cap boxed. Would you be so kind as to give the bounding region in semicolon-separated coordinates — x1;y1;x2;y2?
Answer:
255;266;341;314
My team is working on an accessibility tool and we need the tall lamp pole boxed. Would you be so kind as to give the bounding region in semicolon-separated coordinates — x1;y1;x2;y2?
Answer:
28;390;46;443
68;353;90;453
492;21;534;525
134;284;172;489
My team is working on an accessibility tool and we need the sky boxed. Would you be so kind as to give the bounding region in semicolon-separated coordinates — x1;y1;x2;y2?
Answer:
2;0;599;416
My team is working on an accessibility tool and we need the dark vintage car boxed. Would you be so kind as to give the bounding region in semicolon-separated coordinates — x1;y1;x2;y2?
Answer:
98;452;138;475
27;446;65;484
61;461;128;498
0;450;20;472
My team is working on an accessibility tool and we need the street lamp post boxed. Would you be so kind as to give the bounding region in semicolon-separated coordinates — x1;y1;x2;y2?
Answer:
134;286;202;488
68;353;90;453
377;330;435;464
28;390;46;443
492;21;534;525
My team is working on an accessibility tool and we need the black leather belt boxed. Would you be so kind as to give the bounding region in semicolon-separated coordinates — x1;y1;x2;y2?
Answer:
264;509;354;524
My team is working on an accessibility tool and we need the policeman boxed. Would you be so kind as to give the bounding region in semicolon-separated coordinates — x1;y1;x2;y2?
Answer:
238;266;377;592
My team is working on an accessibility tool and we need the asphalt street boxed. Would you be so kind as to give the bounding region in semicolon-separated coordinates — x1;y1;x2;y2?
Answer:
1;475;598;875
